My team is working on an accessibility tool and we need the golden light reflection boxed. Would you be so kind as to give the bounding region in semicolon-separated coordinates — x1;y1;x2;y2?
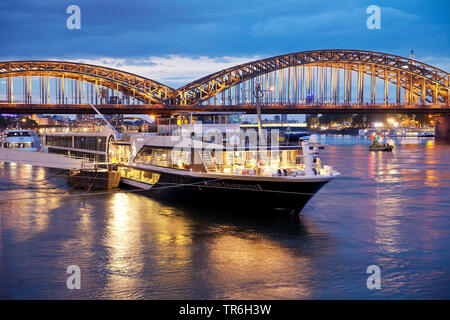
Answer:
153;209;193;246
207;235;313;299
373;199;405;255
104;192;144;298
367;150;376;178
149;208;194;271
157;233;192;245
77;201;95;230
375;162;402;184
367;148;402;184
395;139;446;188
0;164;64;242
56;200;98;274
366;145;404;254
373;164;404;255
103;194;195;298
370;138;446;255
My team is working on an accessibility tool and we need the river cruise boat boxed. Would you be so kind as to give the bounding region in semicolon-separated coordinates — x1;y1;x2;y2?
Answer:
157;112;243;138
1;129;40;151
241;123;310;144
40;125;339;213
358;127;435;138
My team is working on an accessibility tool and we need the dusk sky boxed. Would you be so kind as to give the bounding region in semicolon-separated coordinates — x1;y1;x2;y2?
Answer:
1;0;449;89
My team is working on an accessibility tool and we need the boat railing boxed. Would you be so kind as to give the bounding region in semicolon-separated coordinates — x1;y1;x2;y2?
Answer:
39;127;105;134
48;152;108;164
81;161;119;171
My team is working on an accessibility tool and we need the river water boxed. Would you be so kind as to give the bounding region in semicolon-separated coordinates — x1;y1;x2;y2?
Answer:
0;135;449;299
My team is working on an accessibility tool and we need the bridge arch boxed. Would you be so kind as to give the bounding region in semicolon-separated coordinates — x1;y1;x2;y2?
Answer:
174;49;450;106
0;60;177;104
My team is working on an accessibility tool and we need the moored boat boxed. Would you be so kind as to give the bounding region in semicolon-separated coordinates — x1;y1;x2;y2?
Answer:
1;129;40;151
39;127;339;213
115;135;339;213
368;144;394;151
7;103;340;214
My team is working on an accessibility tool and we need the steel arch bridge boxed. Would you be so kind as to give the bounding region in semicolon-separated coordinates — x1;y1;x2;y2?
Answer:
174;49;450;106
0;49;449;114
0;60;177;104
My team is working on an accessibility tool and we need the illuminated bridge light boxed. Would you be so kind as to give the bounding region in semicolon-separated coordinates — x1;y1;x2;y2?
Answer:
0;49;448;114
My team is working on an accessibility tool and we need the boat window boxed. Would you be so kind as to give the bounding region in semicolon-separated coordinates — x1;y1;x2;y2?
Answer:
73;136;107;151
219;148;305;176
134;147;190;169
134;147;170;167
171;149;191;169
2;142;32;149
45;135;106;151
119;167;160;185
46;136;72;148
109;143;131;164
6;131;31;137
133;146;307;175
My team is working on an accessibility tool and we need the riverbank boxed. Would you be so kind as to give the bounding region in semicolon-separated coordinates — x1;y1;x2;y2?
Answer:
309;127;361;135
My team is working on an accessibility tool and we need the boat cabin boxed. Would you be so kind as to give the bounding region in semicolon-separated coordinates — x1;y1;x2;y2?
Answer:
1;130;39;151
122;136;331;177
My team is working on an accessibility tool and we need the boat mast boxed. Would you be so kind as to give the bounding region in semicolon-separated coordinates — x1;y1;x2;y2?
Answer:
88;103;121;139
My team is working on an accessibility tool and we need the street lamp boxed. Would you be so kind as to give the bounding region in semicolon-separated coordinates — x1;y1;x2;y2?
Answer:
253;82;273;142
254;82;264;138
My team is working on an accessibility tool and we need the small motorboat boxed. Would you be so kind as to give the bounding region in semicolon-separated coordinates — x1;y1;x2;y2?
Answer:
368;133;394;151
369;144;394;151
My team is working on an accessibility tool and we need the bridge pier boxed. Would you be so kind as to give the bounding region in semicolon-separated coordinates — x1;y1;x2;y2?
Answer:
435;116;450;144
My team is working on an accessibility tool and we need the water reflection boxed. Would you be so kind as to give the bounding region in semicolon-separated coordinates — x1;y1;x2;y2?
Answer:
207;234;314;299
0;137;449;299
0;164;64;242
102;193;145;298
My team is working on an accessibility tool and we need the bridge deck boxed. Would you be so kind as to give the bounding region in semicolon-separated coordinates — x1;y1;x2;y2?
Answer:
0;103;449;115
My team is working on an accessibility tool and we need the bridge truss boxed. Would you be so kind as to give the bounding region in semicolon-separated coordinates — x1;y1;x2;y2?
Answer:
0;60;176;105
0;50;449;114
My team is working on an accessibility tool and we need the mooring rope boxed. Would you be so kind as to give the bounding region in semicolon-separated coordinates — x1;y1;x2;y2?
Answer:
0;178;226;202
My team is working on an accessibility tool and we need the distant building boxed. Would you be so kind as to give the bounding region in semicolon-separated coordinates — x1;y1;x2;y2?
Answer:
52;115;70;123
31;114;56;126
76;114;95;122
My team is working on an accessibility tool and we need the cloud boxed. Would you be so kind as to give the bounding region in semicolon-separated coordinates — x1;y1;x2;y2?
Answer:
421;57;450;73
251;7;419;37
67;55;261;88
0;1;447;60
